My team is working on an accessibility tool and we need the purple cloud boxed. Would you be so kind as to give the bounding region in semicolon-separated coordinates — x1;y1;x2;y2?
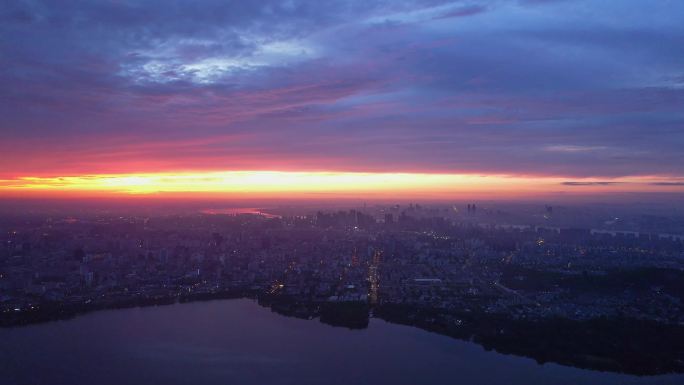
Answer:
1;0;683;179
562;182;623;186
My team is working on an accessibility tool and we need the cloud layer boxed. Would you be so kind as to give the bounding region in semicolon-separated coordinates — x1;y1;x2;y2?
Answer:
1;0;684;179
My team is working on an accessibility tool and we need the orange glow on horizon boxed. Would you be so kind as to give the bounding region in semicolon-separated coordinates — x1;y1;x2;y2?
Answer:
0;171;682;199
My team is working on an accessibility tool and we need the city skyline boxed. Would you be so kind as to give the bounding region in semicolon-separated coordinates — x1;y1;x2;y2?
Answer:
3;2;684;384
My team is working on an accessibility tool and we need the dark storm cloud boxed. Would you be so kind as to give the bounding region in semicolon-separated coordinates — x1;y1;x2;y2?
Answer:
1;0;683;178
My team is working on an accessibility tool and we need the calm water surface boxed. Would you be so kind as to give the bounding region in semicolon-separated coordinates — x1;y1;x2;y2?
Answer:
1;299;682;385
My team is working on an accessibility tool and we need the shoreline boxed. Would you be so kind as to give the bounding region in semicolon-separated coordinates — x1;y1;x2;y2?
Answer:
3;291;684;376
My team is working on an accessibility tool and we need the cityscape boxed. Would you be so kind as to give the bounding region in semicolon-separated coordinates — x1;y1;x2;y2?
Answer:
2;0;684;384
2;203;684;377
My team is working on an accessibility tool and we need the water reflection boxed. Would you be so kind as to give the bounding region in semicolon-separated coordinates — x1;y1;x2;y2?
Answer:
1;299;682;385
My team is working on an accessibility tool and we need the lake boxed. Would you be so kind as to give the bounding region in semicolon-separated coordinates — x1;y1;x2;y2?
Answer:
1;299;682;385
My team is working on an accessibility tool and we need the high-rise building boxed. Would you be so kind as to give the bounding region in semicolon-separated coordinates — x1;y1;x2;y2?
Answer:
384;213;393;224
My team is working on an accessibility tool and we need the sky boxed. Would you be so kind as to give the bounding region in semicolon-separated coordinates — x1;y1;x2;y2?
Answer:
1;0;684;199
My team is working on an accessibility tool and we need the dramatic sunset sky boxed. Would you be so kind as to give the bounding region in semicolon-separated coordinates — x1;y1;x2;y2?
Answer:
1;0;683;199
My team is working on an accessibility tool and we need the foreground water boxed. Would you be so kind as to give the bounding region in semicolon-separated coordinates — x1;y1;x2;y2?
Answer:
1;299;682;385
